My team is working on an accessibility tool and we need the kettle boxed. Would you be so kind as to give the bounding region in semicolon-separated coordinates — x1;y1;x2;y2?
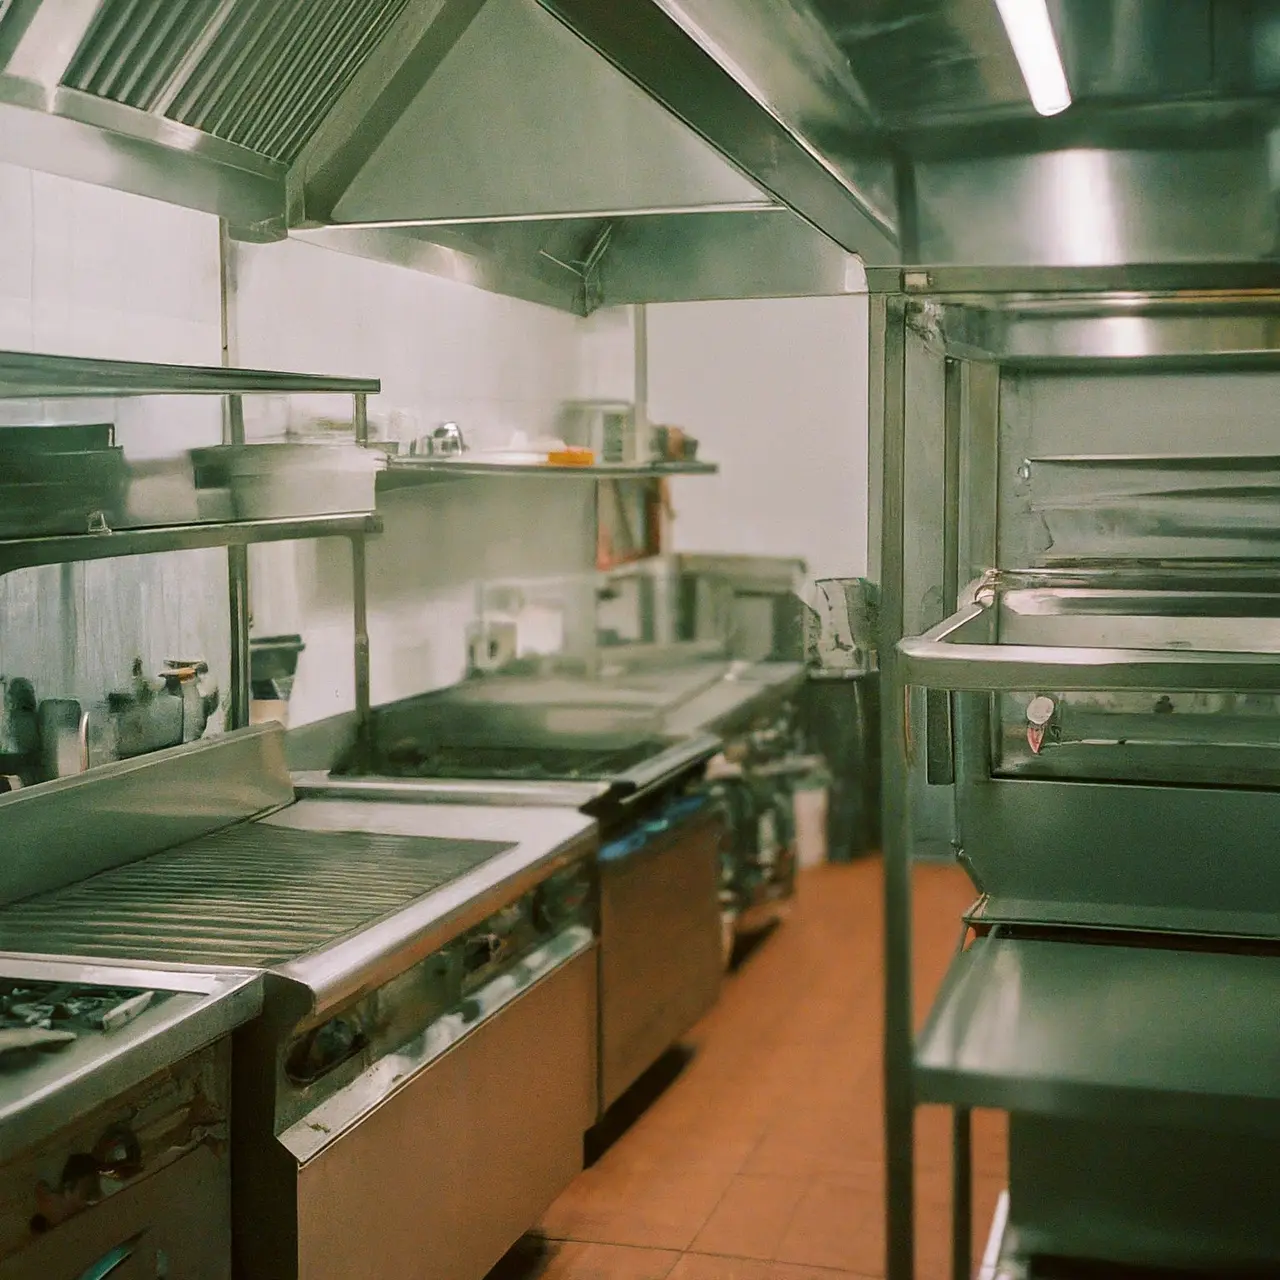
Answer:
106;658;220;759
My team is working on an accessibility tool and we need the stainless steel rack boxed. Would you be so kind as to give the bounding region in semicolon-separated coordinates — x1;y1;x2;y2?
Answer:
0;348;383;735
872;274;1280;1280
0;349;380;399
380;456;718;486
0;513;380;575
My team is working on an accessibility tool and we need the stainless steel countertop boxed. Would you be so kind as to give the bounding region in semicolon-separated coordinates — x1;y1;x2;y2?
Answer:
0;801;595;1015
0;957;260;1157
662;661;805;737
0;800;597;1146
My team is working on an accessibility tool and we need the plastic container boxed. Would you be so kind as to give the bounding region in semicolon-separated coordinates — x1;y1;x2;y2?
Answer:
793;775;830;868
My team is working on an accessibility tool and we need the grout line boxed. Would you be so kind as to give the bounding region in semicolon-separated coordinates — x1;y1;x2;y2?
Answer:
679;1247;880;1278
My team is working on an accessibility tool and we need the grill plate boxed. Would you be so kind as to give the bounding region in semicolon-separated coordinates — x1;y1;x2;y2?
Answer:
0;825;512;967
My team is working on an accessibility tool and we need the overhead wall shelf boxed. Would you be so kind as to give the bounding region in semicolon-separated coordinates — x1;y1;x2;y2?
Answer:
379;457;718;487
0;514;382;575
0;349;380;398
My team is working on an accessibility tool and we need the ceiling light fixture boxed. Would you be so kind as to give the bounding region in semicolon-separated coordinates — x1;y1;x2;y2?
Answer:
994;0;1072;117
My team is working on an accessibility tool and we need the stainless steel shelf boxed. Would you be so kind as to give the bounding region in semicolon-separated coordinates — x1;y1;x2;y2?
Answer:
0;349;380;398
898;596;1280;693
380;457;718;486
0;513;381;574
915;933;1280;1133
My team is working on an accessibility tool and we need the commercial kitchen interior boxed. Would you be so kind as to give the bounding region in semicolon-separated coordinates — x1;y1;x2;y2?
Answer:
4;3;1280;1279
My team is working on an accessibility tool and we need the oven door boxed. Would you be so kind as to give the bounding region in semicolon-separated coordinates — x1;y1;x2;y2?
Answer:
0;1145;230;1280
598;798;724;1113
279;938;596;1280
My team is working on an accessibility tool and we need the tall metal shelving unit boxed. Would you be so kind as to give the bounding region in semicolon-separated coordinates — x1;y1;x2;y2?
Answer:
872;265;1280;1280
0;348;382;738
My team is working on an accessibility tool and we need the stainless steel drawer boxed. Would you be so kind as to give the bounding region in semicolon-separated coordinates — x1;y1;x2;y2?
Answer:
599;808;723;1112
291;946;597;1280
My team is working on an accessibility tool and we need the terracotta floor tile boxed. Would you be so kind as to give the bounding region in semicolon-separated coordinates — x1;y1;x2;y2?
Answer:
538;1240;682;1280
744;1106;884;1180
773;1174;884;1274
972;1109;1008;1181
689;1175;811;1261
541;1160;735;1251
503;859;996;1280
670;1254;876;1280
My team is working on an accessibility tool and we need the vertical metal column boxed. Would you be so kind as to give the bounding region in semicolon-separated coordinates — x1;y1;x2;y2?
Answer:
354;392;369;446
952;1107;973;1280
220;219;251;730
943;355;971;1280
351;533;372;763
879;292;914;1280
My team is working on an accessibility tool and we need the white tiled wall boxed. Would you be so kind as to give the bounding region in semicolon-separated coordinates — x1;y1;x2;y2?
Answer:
0;162;626;728
0;158;870;738
230;236;618;724
0;162;229;716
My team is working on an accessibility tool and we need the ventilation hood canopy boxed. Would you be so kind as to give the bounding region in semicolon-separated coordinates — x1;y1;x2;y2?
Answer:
4;0;1268;304
543;0;1280;278
0;0;874;312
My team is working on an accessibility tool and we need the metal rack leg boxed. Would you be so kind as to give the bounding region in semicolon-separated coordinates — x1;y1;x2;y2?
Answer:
880;291;914;1280
351;533;371;762
953;1106;973;1280
227;544;251;729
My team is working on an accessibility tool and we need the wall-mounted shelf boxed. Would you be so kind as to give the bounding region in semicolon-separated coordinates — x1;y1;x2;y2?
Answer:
0;349;380;398
379;457;718;488
0;514;382;575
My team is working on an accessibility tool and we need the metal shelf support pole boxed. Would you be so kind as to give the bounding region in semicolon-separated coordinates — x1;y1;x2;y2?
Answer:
953;1106;973;1280
354;392;369;446
351;533;372;762
880;291;915;1280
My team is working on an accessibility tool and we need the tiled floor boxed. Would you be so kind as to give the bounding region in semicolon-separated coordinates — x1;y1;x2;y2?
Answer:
493;858;1007;1280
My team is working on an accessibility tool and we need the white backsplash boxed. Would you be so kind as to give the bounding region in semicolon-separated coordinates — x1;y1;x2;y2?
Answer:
0;163;229;717
0;162;634;729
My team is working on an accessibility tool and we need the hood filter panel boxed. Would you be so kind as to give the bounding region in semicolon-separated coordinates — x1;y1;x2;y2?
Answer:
62;0;411;163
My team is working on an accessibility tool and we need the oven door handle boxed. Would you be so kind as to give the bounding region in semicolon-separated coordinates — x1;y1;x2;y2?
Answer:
280;924;595;1165
77;1231;145;1280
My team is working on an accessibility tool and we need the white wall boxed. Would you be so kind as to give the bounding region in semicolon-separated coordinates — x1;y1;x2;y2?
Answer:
231;238;615;724
0;163;230;718
0;162;627;730
648;295;870;587
0;160;870;736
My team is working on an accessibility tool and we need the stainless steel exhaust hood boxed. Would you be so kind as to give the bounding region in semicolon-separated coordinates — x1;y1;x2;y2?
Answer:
5;0;1269;307
543;0;1280;279
0;0;873;312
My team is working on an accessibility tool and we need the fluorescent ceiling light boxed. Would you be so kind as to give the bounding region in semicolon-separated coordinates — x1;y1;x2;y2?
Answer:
994;0;1072;117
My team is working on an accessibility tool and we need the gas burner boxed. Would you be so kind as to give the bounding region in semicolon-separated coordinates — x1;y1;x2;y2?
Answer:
344;739;671;782
0;981;158;1038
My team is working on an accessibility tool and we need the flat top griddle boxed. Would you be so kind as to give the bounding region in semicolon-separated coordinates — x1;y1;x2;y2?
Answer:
0;824;513;967
339;738;671;783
